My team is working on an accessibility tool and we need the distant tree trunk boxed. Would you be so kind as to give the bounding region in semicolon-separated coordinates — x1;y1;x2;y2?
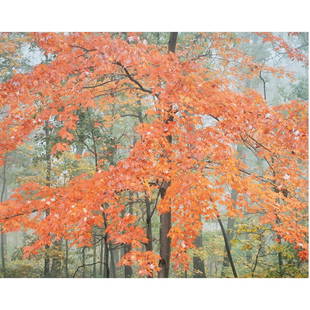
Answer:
217;216;238;278
99;237;104;276
43;123;51;277
145;195;153;251
92;234;97;278
103;213;110;278
193;226;206;278
158;182;172;278
89;122;99;279
158;32;178;279
207;259;213;277
115;247;120;275
0;157;7;276
51;240;62;277
278;248;283;277
43;236;50;277
123;243;133;278
109;243;116;278
103;238;109;278
123;193;133;277
82;247;86;278
276;217;284;277
64;239;69;277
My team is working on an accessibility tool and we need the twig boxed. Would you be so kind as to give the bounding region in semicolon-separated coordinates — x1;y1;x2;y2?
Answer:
113;61;153;95
72;261;103;278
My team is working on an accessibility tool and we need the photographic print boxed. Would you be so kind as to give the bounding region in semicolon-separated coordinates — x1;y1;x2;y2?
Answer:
0;32;308;278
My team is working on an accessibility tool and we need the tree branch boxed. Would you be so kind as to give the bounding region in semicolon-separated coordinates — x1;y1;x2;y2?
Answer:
73;261;103;278
114;61;153;94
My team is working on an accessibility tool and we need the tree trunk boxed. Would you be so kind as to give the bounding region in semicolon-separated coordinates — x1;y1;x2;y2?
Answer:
123;243;133;278
43;239;50;277
217;216;238;278
103;237;109;278
82;247;86;278
103;213;110;278
0;157;7;276
168;32;178;53
193;229;206;278
65;239;69;277
123;193;133;277
158;183;172;278
221;216;235;277
221;189;237;277
92;234;97;278
43;123;51;277
99;237;104;276
51;240;62;277
276;217;284;277
145;195;153;251
109;243;116;278
158;32;178;278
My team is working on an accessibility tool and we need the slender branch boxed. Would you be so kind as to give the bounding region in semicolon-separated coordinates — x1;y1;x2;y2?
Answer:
247;134;273;153
74;130;95;154
263;156;276;176
209;114;220;122
0;208;46;221
72;261;103;278
114;61;153;94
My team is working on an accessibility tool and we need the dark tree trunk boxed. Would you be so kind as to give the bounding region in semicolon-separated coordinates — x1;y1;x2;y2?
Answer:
158;32;178;279
51;240;62;277
122;193;133;277
276;217;284;277
217;216;238;278
145;195;153;251
158;183;172;278
221;190;237;277
43;241;50;277
168;32;178;53
221;217;235;277
123;243;133;278
103;214;110;278
193;229;206;278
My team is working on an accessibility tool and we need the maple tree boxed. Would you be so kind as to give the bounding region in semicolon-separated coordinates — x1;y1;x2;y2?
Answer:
0;32;308;277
